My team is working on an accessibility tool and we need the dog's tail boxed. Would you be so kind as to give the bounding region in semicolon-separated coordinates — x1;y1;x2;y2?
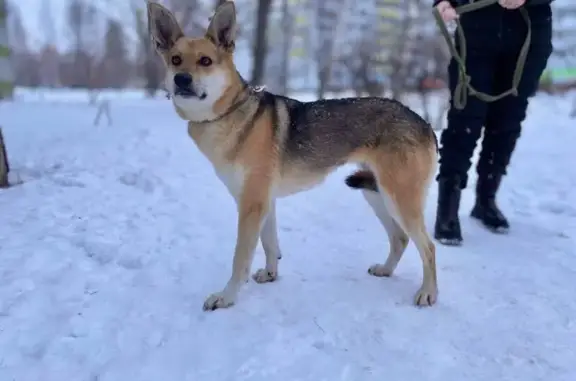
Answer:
345;170;379;192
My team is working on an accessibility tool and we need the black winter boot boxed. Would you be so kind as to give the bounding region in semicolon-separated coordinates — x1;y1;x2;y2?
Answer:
434;178;463;246
470;174;510;233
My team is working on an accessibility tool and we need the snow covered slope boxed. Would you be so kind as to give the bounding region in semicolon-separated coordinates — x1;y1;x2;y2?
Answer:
0;92;575;380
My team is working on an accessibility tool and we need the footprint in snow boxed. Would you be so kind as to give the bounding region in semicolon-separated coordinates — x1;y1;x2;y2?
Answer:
50;174;87;188
118;170;158;193
73;239;115;266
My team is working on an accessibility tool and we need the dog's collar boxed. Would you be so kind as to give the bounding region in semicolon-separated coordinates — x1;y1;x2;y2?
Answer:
187;84;266;125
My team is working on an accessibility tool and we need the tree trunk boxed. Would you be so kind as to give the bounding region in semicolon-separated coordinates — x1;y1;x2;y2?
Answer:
144;57;161;97
278;0;291;95
250;0;273;86
0;0;14;100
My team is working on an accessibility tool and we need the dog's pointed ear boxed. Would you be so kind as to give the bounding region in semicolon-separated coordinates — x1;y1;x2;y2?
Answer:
147;1;184;53
205;1;237;52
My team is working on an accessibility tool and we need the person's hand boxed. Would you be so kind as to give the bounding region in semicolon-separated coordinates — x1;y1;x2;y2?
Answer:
498;0;526;9
435;1;459;22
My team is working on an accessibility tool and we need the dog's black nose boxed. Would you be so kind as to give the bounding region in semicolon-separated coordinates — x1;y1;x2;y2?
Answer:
174;73;193;88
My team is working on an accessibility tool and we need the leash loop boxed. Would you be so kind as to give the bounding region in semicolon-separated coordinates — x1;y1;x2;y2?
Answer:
433;0;532;109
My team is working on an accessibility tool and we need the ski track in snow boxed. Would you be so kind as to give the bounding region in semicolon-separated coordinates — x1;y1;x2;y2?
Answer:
0;93;575;381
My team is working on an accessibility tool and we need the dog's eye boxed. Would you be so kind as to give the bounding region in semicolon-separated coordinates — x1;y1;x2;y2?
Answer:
171;55;182;66
198;56;212;67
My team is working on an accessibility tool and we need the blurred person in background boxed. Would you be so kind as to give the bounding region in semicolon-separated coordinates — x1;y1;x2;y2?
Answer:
433;0;554;246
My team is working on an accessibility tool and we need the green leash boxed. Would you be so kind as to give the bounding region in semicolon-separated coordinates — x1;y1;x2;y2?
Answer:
433;0;532;109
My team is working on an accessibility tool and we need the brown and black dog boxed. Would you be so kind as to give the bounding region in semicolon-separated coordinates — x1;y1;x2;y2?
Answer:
147;1;439;311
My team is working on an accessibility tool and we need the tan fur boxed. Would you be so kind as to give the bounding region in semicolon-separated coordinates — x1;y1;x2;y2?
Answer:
147;1;439;311
363;146;438;305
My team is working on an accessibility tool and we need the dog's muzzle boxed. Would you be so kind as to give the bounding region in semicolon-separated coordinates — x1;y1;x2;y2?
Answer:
173;73;206;99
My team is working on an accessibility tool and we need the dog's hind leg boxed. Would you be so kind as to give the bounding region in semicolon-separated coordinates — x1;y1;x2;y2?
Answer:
365;150;438;307
361;188;409;277
386;190;437;307
253;199;281;283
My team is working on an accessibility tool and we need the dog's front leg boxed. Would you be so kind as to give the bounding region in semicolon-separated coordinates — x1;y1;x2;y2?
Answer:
203;185;270;311
253;200;281;283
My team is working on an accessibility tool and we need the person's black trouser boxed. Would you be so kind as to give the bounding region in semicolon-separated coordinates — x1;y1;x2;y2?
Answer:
437;5;553;189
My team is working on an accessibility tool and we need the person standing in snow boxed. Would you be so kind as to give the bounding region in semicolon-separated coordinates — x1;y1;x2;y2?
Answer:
433;0;555;246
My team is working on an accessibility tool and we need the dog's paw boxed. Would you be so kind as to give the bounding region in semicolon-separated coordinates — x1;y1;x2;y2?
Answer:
252;268;278;284
414;285;438;307
202;292;236;311
367;264;393;277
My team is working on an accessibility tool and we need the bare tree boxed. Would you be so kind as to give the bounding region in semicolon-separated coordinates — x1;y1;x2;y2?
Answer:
7;2;26;52
251;0;273;85
314;0;347;98
39;0;57;44
134;4;163;96
379;1;416;100
7;3;37;88
68;0;87;86
339;40;384;97
278;0;292;94
34;0;59;87
260;0;294;93
38;45;60;87
100;18;130;88
0;0;14;99
335;4;382;97
68;0;102;94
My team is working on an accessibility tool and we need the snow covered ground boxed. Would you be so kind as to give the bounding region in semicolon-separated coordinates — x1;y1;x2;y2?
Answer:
0;91;575;381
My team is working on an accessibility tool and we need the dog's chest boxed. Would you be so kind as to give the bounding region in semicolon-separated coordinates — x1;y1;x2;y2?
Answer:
214;166;245;199
188;125;245;199
188;124;230;165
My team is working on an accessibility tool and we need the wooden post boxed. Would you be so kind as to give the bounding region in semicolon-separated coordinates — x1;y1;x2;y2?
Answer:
0;126;9;187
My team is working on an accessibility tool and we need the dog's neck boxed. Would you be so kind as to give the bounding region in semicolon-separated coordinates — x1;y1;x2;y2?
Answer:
178;71;259;125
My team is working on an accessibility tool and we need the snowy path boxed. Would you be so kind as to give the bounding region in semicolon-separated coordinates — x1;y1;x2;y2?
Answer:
0;95;575;381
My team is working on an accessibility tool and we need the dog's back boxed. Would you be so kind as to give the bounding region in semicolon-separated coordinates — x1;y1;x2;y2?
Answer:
280;95;438;173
